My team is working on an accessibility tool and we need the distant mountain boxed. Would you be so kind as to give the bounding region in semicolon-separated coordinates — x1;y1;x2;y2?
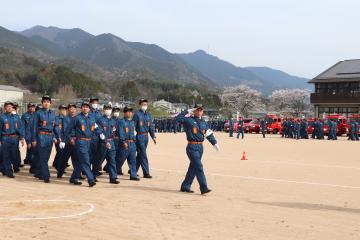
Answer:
244;66;310;90
0;26;50;57
18;26;214;86
178;50;310;93
1;25;309;98
21;25;94;50
0;25;221;107
178;50;265;88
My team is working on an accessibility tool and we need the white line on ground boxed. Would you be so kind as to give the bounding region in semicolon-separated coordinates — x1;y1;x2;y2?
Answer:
152;168;360;190
151;152;360;171
0;199;95;221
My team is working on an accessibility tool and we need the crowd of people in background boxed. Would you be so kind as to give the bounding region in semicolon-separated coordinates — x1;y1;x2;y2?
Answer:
281;118;359;141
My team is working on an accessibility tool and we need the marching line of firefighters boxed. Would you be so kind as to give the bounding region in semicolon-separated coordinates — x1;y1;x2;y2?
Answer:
0;96;156;186
0;96;220;194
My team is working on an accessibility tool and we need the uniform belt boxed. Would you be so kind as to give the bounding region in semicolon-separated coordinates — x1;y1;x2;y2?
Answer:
106;138;114;142
188;141;203;145
39;131;53;135
125;139;135;143
137;132;148;135
78;137;91;141
1;134;18;137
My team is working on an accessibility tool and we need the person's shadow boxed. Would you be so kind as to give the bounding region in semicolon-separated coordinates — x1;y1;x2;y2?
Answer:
248;200;360;214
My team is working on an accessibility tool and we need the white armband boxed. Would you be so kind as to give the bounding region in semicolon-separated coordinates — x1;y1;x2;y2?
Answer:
205;129;214;137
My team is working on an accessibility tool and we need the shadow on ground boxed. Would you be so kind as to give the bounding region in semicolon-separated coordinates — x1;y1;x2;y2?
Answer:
249;200;360;214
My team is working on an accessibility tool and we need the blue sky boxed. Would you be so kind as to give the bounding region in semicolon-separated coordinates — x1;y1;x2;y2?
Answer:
2;0;360;78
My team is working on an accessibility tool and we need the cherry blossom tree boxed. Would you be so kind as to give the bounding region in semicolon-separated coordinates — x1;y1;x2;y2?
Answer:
221;85;265;117
269;89;310;116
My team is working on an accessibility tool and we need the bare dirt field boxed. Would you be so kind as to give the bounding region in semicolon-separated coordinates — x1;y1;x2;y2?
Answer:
0;132;359;240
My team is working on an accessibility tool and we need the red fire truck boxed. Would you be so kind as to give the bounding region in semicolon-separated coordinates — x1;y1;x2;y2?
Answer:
224;119;252;132
265;114;282;134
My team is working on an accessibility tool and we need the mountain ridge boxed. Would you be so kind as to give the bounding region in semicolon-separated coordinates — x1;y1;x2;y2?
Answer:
0;25;310;95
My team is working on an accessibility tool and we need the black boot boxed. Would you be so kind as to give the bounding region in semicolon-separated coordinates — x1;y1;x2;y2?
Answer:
110;178;120;184
69;179;82;185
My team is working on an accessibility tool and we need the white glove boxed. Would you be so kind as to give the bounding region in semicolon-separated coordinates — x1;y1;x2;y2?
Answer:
94;123;99;129
59;142;66;149
205;129;214;137
99;133;106;140
213;144;220;152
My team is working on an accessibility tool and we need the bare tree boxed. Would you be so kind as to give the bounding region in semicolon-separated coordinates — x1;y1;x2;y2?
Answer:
54;85;77;103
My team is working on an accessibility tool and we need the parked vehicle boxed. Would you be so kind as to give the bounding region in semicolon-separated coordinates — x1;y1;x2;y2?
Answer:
245;119;261;133
265;114;282;134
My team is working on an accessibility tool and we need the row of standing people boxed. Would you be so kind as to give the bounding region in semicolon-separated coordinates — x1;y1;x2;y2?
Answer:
228;117;359;141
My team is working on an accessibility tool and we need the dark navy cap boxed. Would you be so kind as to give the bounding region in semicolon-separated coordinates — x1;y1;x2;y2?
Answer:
123;106;133;113
193;103;204;110
139;99;148;105
4;101;14;107
27;103;36;108
103;104;112;110
68;103;77;109
42;95;52;103
90;97;99;102
112;106;121;112
58;104;68;110
81;101;91;107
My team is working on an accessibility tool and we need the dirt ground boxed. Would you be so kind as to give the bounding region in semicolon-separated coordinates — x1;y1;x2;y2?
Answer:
0;132;359;240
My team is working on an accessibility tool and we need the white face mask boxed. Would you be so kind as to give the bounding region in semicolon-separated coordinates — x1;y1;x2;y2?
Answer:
141;105;148;111
12;111;17;115
113;112;120;118
91;103;98;109
104;109;112;117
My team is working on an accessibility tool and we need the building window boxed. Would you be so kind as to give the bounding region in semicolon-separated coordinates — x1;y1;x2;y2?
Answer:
318;106;359;117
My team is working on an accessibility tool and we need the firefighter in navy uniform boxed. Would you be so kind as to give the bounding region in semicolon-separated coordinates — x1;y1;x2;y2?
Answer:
118;106;139;181
10;102;23;171
61;103;83;185
96;104;119;184
176;104;220;195
89;97;102;177
133;99;156;178
354;120;359;141
31;95;56;183
260;119;267;138
103;106;122;175
229;117;234;137
0;101;25;178
349;119;356;141
53;104;68;175
71;101;97;187
21;103;36;167
237;117;244;139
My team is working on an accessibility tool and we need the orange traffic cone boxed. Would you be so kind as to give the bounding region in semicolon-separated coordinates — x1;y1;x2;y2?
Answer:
241;151;248;161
